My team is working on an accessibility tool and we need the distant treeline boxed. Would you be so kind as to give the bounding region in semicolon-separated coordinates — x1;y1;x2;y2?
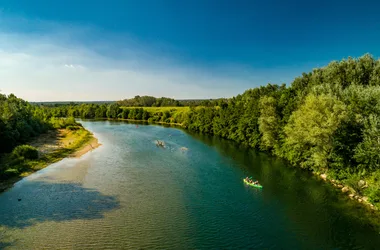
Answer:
34;97;226;108
117;95;226;107
33;101;114;107
41;54;380;206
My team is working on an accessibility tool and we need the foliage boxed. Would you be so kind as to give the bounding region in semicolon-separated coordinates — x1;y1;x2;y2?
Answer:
11;145;39;160
364;170;380;203
117;95;182;107
50;117;81;129
258;96;280;151
0;93;49;154
3;53;380;205
343;173;363;195
284;94;347;170
0;94;84;179
354;115;380;172
27;54;380;175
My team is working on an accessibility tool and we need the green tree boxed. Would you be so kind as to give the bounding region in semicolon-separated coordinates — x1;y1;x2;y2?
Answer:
258;96;280;151
354;115;380;172
107;103;121;119
284;94;347;170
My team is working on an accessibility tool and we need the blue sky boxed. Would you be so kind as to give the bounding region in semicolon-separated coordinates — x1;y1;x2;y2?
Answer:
0;0;380;101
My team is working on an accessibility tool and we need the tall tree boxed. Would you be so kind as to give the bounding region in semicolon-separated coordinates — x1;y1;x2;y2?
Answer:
284;94;347;171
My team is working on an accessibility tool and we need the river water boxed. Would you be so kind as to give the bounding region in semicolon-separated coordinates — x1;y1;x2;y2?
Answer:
0;121;379;249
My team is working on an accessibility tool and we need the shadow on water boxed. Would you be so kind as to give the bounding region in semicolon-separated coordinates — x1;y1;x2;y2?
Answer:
0;180;121;229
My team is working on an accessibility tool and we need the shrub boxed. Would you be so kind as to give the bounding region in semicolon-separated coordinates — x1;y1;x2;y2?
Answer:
364;170;380;204
11;145;39;160
365;187;380;203
50;117;81;129
67;125;80;131
2;168;20;178
343;174;363;195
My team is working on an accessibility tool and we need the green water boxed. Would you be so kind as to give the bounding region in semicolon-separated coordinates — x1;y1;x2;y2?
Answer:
0;121;379;249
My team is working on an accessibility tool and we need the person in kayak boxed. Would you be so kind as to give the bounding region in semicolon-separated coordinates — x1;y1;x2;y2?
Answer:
246;177;252;183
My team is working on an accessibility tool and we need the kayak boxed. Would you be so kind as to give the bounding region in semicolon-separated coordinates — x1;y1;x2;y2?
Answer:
243;179;263;188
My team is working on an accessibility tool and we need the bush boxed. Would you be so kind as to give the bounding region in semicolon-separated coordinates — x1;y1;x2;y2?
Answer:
365;187;380;203
1;168;20;179
5;168;19;175
50;117;81;129
67;125;80;131
11;145;39;160
341;172;368;195
363;170;380;204
327;168;351;181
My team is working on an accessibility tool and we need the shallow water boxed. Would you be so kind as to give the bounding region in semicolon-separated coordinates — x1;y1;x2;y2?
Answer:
0;121;379;249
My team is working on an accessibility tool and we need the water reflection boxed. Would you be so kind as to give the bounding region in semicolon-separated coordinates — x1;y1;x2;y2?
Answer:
1;122;380;249
188;131;380;248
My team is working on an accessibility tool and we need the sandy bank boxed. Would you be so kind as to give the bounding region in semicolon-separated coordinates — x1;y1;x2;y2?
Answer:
0;128;100;193
69;136;101;158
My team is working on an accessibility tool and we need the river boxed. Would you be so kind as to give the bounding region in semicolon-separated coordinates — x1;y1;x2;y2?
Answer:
0;121;379;249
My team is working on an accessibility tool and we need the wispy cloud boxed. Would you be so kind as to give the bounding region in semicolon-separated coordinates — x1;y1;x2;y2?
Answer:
0;15;299;101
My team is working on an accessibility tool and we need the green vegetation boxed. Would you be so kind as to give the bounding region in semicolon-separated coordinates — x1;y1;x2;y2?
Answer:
0;126;94;191
118;95;182;107
0;94;50;154
42;54;380;209
11;145;39;161
4;54;380;210
0;94;95;188
116;95;225;107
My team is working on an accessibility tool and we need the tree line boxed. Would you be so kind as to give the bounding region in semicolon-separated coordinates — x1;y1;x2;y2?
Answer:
182;54;380;203
41;54;380;204
3;54;380;204
117;95;226;107
0;94;50;154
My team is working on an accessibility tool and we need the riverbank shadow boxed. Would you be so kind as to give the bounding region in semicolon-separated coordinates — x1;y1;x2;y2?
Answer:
0;180;121;229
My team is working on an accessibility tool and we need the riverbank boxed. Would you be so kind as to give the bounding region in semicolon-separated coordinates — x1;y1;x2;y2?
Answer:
318;173;377;209
0;127;100;193
316;172;380;229
3;121;380;249
95;117;380;213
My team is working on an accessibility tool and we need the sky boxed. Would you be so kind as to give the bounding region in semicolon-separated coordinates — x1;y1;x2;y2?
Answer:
0;0;380;101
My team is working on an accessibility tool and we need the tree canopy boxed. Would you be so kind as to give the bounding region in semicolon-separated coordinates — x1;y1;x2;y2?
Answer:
4;53;380;205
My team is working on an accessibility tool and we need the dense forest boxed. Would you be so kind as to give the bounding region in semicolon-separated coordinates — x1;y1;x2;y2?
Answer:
42;54;380;205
